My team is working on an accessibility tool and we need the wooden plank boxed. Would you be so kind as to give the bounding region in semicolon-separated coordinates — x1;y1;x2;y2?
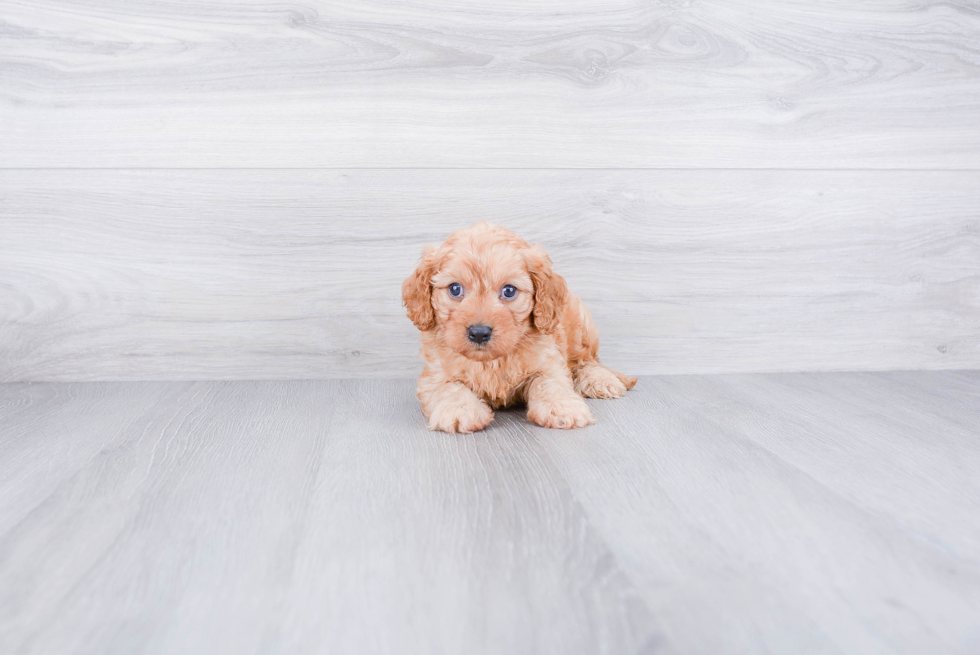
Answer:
534;372;980;654
0;380;658;655
2;0;979;168
674;372;980;565
0;381;177;536
2;169;978;381
2;374;979;653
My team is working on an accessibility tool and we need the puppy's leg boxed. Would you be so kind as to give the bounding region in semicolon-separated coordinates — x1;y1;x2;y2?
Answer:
526;373;595;430
563;293;638;396
417;370;493;434
573;364;637;399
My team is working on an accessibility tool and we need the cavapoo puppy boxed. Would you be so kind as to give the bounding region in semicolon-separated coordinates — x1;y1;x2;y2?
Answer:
402;222;637;433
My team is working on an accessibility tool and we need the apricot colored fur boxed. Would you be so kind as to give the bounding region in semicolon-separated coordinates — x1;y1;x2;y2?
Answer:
403;222;637;433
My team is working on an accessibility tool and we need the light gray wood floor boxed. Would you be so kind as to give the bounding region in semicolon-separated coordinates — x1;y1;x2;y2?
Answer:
2;372;978;655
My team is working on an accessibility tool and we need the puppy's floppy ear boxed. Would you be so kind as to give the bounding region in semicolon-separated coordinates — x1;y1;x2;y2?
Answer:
402;245;438;331
526;245;567;335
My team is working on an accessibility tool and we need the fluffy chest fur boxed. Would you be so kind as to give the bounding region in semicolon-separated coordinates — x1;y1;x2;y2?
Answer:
421;331;566;408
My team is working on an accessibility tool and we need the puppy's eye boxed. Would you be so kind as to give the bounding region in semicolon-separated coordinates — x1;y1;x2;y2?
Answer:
500;285;518;300
448;283;463;298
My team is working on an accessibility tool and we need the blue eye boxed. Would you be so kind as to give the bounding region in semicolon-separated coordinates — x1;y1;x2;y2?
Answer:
448;283;463;298
501;285;518;300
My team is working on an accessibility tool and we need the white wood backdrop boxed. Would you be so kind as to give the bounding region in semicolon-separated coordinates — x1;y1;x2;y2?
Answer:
2;170;977;381
2;0;980;168
1;0;978;380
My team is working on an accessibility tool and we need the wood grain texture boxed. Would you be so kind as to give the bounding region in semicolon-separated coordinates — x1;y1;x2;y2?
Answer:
0;379;658;655
539;372;980;653
1;373;979;654
2;0;980;168
2;169;978;381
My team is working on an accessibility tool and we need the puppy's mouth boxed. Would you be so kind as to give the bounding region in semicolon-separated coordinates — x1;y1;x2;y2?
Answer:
462;341;500;361
461;336;505;361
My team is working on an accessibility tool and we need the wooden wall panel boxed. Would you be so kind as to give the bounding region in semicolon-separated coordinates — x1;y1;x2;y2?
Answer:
1;0;979;168
2;169;977;381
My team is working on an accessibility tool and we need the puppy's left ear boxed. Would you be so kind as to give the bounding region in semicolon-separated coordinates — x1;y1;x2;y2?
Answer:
526;245;568;335
402;245;438;331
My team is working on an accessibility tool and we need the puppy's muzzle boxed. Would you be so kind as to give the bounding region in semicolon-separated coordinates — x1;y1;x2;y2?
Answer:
467;324;493;345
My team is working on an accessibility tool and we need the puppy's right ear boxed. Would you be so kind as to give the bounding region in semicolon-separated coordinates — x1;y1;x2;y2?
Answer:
402;245;437;331
526;245;568;335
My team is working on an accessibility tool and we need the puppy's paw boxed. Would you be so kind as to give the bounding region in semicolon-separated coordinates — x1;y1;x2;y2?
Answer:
527;395;595;430
617;372;638;390
574;365;628;399
427;398;494;434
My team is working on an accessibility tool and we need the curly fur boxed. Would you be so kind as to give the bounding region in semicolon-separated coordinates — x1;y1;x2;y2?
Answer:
402;222;637;433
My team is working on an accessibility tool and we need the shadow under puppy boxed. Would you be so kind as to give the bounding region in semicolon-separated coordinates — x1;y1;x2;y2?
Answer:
403;222;637;433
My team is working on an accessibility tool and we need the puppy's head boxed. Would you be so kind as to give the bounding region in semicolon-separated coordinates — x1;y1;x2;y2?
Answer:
402;222;567;361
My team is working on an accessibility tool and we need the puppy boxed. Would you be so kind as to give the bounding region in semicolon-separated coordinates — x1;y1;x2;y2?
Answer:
402;222;637;433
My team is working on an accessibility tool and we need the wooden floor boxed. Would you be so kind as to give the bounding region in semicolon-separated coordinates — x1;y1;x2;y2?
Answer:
2;371;978;654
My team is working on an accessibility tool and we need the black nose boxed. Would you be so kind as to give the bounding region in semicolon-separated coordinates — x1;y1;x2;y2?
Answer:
467;324;493;344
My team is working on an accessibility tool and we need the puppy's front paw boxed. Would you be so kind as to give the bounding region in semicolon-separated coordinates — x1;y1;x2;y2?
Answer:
427;398;494;434
527;395;595;430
